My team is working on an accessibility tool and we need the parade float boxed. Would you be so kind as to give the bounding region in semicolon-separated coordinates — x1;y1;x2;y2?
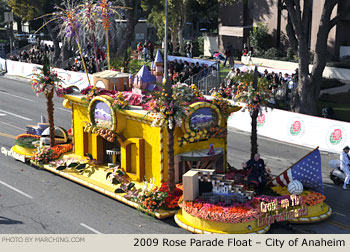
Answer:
1;0;332;233
4;53;332;232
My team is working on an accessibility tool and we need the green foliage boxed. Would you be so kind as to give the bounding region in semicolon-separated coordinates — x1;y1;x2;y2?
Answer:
8;0;41;21
249;22;272;55
262;48;284;59
14;137;38;148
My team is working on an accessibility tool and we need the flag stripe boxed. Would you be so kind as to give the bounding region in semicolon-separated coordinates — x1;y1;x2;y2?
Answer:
283;171;290;184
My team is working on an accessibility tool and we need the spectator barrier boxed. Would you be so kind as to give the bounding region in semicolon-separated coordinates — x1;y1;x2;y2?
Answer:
0;57;6;72
6;59;92;90
227;102;350;154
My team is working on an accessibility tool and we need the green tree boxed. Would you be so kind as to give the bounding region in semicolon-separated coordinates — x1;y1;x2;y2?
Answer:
8;0;62;61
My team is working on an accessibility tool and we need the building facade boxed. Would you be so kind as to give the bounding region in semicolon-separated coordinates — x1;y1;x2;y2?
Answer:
218;0;350;60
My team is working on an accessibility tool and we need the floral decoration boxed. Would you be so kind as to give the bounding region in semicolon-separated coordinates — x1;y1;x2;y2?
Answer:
15;134;40;149
50;143;73;159
31;68;63;97
145;83;201;129
158;183;183;210
232;73;272;112
179;197;263;224
31;147;54;164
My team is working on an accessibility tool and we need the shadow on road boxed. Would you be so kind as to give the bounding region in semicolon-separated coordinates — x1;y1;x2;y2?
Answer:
0;216;23;225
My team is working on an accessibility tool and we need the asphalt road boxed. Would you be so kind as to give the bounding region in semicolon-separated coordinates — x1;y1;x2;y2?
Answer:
0;76;348;234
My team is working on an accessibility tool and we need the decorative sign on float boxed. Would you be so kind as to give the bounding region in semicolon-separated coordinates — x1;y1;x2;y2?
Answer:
88;96;116;131
178;102;226;146
84;95;124;143
184;102;221;133
258;194;308;227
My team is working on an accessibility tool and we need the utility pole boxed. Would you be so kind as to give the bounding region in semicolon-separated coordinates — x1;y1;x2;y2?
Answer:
5;12;14;54
163;0;168;90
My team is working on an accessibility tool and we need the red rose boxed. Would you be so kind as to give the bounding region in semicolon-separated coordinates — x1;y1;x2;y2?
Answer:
332;129;342;141
292;121;301;132
258;114;265;124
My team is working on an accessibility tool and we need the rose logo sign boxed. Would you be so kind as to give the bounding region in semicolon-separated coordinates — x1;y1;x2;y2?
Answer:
290;120;302;136
330;128;342;145
257;114;265;127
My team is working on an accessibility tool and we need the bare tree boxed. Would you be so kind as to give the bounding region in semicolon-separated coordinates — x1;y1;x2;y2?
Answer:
283;0;350;115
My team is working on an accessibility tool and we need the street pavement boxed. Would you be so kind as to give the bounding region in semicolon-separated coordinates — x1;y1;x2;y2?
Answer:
0;76;349;234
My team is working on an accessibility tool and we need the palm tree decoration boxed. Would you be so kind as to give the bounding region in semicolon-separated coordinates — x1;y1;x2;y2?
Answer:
233;67;272;159
80;1;100;72
97;0;129;70
35;0;91;86
31;55;63;147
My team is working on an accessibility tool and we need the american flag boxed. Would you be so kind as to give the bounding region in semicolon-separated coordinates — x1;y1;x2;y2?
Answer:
271;148;323;193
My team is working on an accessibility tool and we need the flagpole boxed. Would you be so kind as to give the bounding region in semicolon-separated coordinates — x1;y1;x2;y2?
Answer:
266;146;319;186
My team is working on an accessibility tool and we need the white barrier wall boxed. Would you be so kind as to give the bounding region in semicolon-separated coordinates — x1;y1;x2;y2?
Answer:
0;58;6;71
6;60;92;90
228;105;350;154
241;56;350;81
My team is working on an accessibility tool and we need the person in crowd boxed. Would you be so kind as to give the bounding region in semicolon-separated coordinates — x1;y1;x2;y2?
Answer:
142;46;149;62
147;40;154;61
242;43;248;56
340;146;350;190
186;41;192;58
137;42;143;60
226;67;235;79
223;44;231;67
242;153;267;194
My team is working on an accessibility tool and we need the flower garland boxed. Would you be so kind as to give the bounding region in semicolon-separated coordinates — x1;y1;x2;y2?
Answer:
50;143;73;160
211;93;237;117
179;197;263;224
177;126;227;146
271;186;326;206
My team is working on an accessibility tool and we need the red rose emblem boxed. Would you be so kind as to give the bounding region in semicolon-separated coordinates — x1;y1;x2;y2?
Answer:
258;114;265;124
332;129;342;141
292;121;301;132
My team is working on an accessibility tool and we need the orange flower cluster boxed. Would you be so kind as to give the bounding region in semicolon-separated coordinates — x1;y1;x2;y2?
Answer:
51;143;73;160
16;134;40;140
301;191;326;206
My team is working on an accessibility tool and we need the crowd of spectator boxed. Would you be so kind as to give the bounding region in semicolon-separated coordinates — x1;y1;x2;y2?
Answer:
9;44;54;65
9;41;107;74
209;67;299;109
166;59;218;84
63;44;106;74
